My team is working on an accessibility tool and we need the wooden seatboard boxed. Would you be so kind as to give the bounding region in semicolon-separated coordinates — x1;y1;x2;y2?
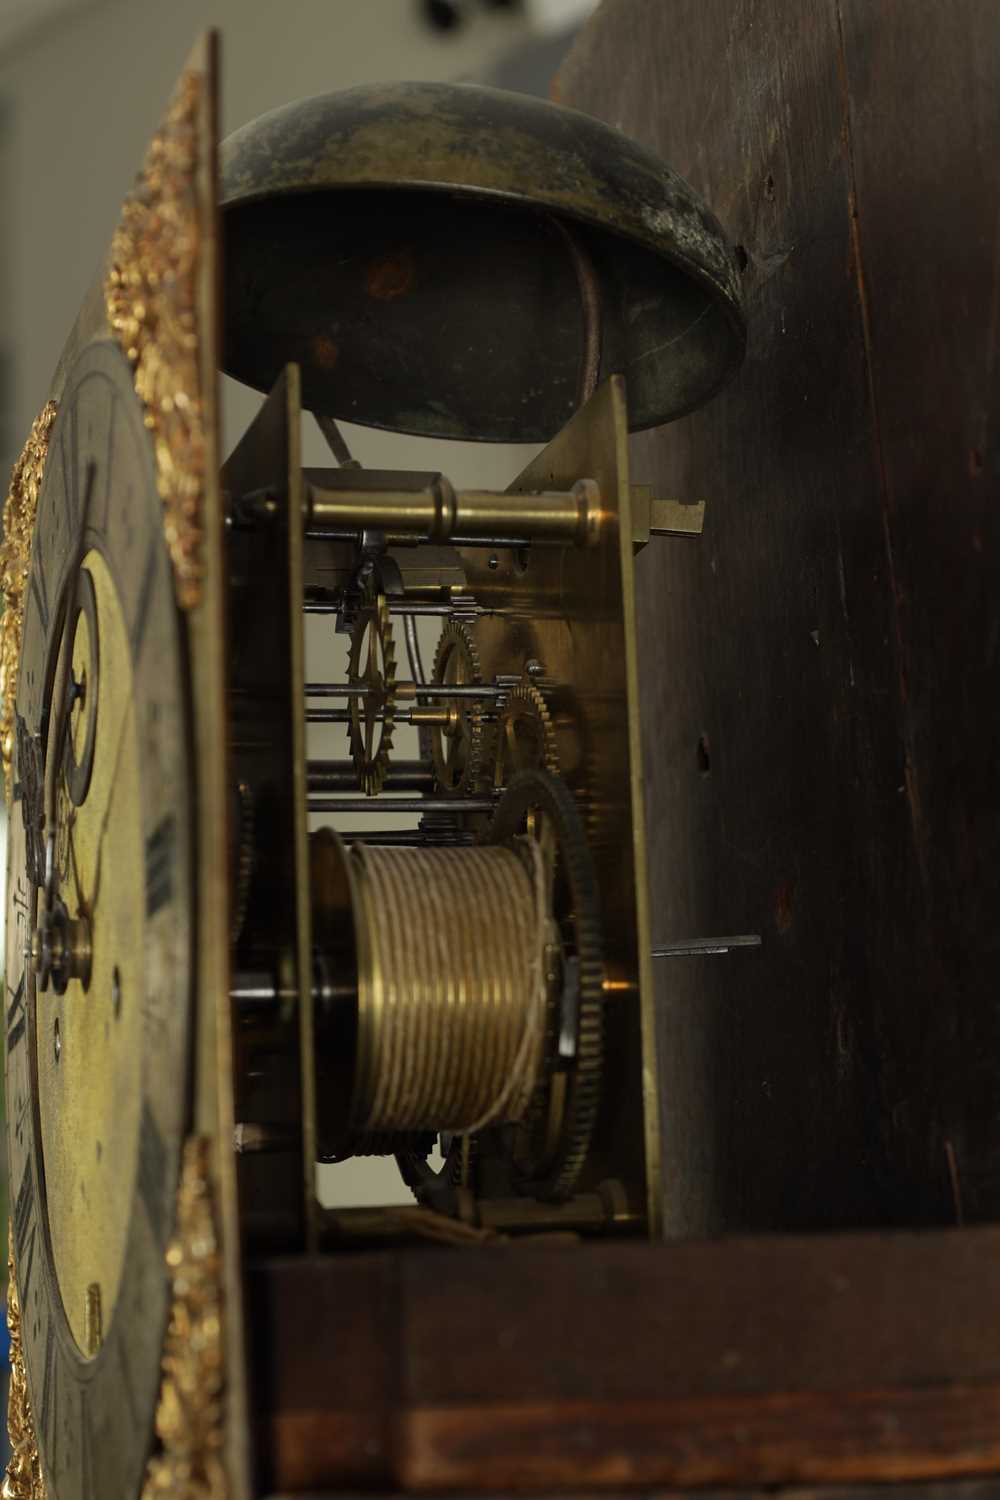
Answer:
249;1228;1000;1491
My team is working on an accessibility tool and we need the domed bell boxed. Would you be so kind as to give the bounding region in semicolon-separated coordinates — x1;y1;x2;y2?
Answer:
219;81;746;444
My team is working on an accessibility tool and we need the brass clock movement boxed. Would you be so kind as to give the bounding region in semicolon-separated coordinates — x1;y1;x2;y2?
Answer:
1;33;744;1500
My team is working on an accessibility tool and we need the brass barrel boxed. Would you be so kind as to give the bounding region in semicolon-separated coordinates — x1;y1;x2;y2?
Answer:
304;470;602;546
350;843;547;1134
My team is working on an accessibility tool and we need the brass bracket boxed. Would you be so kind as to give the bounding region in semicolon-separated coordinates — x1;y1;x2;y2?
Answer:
631;483;706;550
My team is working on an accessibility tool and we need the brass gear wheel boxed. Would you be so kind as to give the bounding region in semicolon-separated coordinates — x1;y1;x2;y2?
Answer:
494;679;558;789
347;589;397;795
430;619;487;795
488;769;604;1202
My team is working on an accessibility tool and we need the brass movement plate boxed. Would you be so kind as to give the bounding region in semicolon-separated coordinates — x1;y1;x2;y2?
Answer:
461;374;662;1233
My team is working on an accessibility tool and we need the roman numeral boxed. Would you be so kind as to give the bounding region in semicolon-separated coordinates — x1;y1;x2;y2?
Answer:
13;1162;35;1262
14;1091;29;1147
138;1098;167;1245
30;562;49;634
115;1329;140;1428
18;1222;36;1307
130;533;159;655
145;814;175;919
62;416;77;532
12;875;30;927
7;1009;26;1053
7;972;26;1053
39;1315;58;1472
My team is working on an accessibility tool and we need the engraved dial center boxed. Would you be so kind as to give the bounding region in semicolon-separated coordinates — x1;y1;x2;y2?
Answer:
36;548;145;1358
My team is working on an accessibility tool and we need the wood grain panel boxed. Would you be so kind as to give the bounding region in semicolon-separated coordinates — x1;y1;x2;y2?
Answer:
559;0;1000;1233
251;1232;1000;1491
400;1385;1000;1490
833;0;1000;1224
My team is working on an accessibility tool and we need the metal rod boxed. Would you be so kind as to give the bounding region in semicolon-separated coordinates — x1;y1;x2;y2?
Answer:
308;797;496;816
305;681;502;700
231;976;355;1008
314;413;358;468
308;707;451;725
407;683;502;700
651;935;762;958
308;708;358;724
391;601;486;616
404;612;426;685
307;760;436;793
303;599;485;618
230;983;293;1007
305;529;549;548
307;706;494;727
337;830;475;846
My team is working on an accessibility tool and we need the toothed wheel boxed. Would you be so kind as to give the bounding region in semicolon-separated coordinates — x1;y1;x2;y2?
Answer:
494;678;559;788
395;1132;478;1214
430;618;487;795
347;588;397;795
488;769;604;1201
229;780;256;945
445;1132;478;1189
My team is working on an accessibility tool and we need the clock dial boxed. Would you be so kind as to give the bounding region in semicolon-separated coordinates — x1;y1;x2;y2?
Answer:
5;339;194;1500
39;544;145;1357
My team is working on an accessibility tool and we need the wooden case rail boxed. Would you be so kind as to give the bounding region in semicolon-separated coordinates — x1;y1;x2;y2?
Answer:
248;1227;1000;1493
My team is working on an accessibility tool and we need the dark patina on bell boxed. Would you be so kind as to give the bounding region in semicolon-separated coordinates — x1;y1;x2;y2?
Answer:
220;81;745;443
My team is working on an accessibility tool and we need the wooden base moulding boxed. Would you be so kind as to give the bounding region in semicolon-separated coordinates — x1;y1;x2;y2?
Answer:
248;1228;1000;1493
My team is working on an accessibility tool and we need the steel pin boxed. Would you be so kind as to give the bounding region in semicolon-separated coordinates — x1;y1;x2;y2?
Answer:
651;935;762;958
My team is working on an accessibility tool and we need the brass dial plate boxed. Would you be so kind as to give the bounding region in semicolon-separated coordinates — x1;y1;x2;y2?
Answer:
39;546;145;1356
5;340;194;1500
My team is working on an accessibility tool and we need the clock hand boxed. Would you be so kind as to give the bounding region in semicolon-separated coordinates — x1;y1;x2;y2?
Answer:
33;700;127;993
85;700;133;920
44;459;99;850
63;805;85;913
31;463;104;992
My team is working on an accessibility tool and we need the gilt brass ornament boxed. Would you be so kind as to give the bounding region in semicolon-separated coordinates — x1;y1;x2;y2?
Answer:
0;401;57;799
140;1138;226;1500
3;1225;45;1500
105;67;206;610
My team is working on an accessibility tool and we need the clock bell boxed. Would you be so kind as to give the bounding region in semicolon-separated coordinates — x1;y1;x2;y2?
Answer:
1;34;744;1500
